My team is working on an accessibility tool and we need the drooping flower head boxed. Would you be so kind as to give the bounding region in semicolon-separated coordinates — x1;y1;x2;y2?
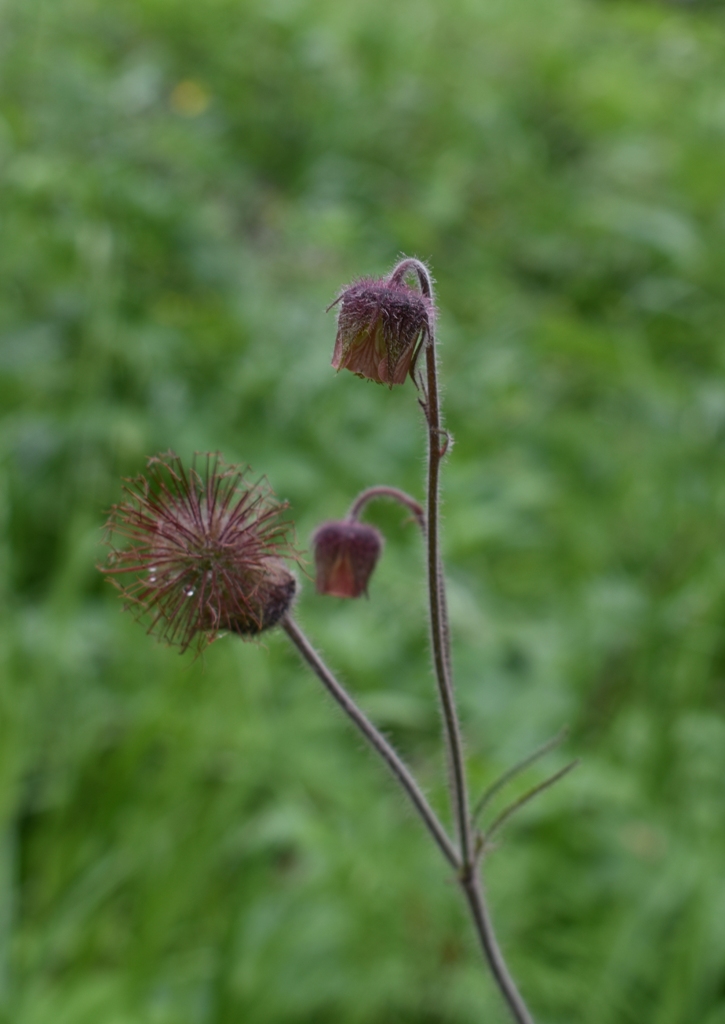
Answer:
330;270;435;387
100;452;299;652
312;519;383;598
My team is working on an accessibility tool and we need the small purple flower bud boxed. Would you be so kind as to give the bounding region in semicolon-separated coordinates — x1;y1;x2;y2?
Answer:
330;277;434;387
312;520;384;599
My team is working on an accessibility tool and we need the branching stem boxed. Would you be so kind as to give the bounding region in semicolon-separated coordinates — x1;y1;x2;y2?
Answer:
281;612;535;1023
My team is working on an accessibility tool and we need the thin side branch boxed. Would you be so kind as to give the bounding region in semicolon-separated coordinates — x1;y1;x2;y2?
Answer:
472;728;570;825
482;760;580;849
281;614;460;871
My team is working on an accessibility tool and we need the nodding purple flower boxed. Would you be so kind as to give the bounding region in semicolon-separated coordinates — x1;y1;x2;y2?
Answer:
312;520;383;598
329;276;434;387
100;452;299;652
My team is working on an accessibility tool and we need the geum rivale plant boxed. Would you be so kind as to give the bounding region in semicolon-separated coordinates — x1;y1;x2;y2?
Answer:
100;258;576;1024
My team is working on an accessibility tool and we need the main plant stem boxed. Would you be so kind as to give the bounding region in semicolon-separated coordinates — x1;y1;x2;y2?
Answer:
425;344;534;1024
461;873;536;1024
423;341;472;860
390;257;535;1024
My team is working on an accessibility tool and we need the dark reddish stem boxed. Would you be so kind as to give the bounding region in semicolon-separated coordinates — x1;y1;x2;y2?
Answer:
461;874;535;1024
424;340;471;856
347;486;425;533
388;256;535;1024
282;614;459;870
392;259;471;863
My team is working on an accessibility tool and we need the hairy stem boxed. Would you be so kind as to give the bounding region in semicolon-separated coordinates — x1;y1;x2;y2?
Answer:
423;340;472;861
461;872;536;1024
283;607;536;1022
422;329;535;1024
282;614;534;1023
424;340;536;1024
281;614;460;870
389;256;536;1024
391;256;470;859
347;486;425;532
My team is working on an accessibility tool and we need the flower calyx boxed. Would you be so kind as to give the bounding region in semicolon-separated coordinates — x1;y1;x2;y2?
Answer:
312;518;384;599
329;265;435;387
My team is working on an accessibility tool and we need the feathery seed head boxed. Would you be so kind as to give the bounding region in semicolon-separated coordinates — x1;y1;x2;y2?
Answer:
100;452;299;652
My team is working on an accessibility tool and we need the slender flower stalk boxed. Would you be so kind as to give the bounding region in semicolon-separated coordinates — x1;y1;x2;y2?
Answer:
282;609;534;1024
368;256;535;1024
282;614;459;870
347;485;425;533
388;258;472;859
283;612;534;1024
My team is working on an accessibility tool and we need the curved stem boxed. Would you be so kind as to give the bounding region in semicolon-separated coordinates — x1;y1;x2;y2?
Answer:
281;614;460;871
347;486;425;532
389;258;432;294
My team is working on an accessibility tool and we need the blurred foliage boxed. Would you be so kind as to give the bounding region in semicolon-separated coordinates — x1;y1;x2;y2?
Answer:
2;0;725;1020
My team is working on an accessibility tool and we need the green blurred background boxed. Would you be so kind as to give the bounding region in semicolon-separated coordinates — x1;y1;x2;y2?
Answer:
3;0;725;1020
